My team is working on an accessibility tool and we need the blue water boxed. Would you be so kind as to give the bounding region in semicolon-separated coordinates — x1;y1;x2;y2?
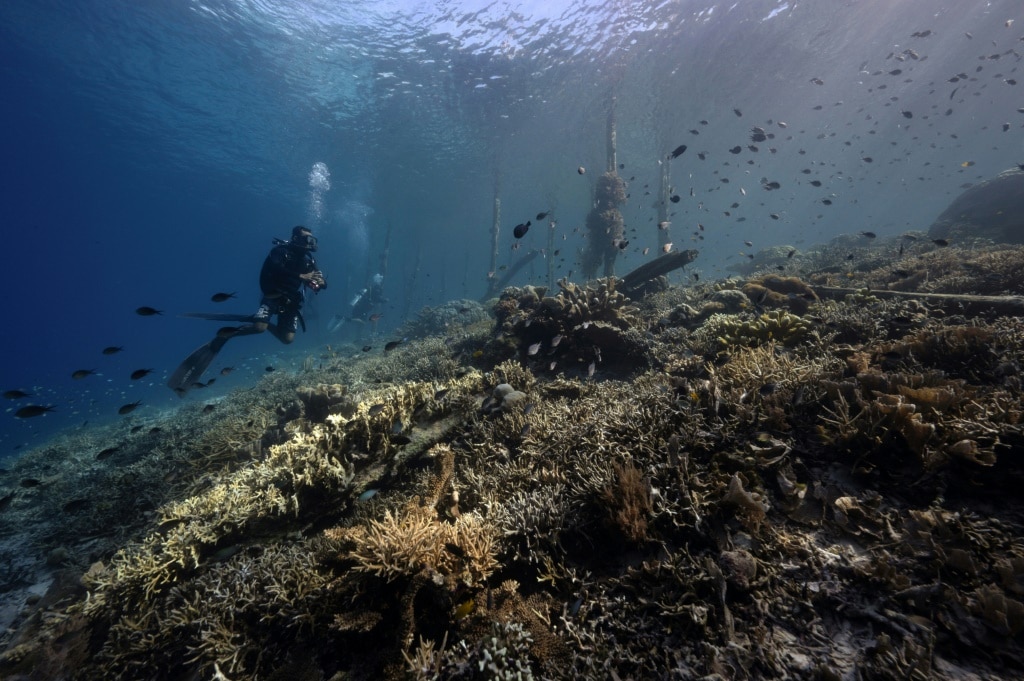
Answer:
2;0;1022;453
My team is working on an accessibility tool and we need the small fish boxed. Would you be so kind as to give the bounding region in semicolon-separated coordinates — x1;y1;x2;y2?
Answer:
810;77;824;85
384;338;406;352
3;390;31;399
96;446;119;461
20;478;41;488
368;313;382;322
769;213;780;220
669;194;681;203
14;405;55;418
368;404;385;416
932;238;950;247
358;488;379;502
587;361;596;378
758;383;779;397
662;242;673;253
202;404;216;413
744;240;753;247
513;221;531;238
787;249;796;258
72;369;97;380
577;166;585;175
118;401;142;415
821;199;833;206
901;110;913;119
453;598;475;619
361;345;373;352
669;144;687;159
135;306;163;316
536;211;552;220
961;161;975;167
809;180;822;187
642;247;650;255
693;273;700;281
444;542;467;559
551;334;563;347
130;368;154;380
210;292;236;302
527;342;542;356
434;388;450;400
859;231;876;239
862;157;873;163
729;146;742;154
220;367;235;376
265;366;275;372
102;346;125;355
733;108;742;117
658;221;670;230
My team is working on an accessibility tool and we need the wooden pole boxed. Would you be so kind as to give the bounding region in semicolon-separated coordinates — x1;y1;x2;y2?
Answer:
546;220;555;289
812;286;1024;316
658;160;671;250
606;96;618;173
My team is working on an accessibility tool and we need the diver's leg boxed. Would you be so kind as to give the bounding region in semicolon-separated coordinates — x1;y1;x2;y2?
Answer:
271;308;299;344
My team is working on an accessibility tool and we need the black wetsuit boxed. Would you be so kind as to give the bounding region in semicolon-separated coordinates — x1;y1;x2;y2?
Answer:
254;242;318;333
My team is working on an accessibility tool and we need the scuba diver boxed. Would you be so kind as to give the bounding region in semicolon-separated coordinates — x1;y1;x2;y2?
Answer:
327;272;385;333
168;225;326;395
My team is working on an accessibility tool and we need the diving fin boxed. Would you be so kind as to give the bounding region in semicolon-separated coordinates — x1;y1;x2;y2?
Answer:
167;336;228;396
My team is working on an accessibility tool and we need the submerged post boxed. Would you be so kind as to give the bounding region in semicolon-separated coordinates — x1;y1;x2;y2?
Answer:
582;96;626;280
658;160;671;251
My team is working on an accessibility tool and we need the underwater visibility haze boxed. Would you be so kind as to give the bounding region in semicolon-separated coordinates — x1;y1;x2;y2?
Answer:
3;0;1024;678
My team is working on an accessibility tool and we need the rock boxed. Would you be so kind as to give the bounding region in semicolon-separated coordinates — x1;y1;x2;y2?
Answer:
929;167;1024;244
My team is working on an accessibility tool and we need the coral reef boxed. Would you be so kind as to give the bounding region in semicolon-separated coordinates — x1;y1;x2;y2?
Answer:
4;242;1024;680
488;277;649;375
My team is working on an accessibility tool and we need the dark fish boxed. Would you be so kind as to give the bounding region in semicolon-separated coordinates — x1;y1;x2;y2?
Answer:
810;77;824;85
822;199;833;206
102;346;125;355
733;108;742;117
3;390;31;399
932;239;950;247
513;221;531;239
220;367;234;376
444;542;467;559
62;498;91;514
888;69;902;76
910;30;932;38
72;369;97;380
536;211;551;220
669;144;687;159
693;273;700;281
361;345;373;352
787;249;796;258
14;405;55;418
202;404;216;413
901;110;913;119
384;338;406;353
809;180;822;187
669;194;681;203
763;181;781;190
96;446;119;461
118;400;142;415
862;157;873;163
697;152;707;160
135;306;163;316
729;146;742;154
434;388;450;400
211;292;237;302
20;478;41;488
1004;123;1011;132
130;369;154;380
265;366;275;372
769;213;780;220
758;383;778;397
859;231;877;239
368;404;385;417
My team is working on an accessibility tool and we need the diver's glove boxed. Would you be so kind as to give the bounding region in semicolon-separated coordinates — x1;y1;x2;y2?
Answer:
306;270;327;292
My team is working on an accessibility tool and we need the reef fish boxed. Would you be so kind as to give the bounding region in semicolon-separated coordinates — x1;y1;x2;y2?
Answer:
669;144;687;159
3;390;31;399
210;292;236;302
130;369;154;380
118;400;142;415
513;221;531;238
14;405;55;418
135;306;163;316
